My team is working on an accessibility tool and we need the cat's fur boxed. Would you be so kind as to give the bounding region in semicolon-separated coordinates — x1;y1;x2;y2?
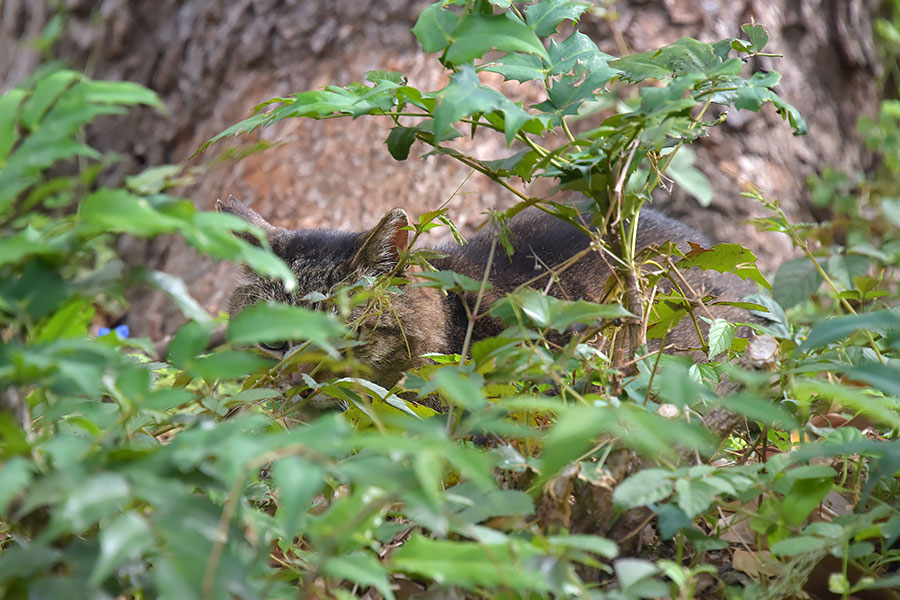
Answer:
219;196;755;393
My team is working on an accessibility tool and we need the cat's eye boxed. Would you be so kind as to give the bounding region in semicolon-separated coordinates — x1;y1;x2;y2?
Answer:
259;341;289;352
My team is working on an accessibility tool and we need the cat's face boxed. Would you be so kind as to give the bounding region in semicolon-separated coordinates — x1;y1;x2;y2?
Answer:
219;195;410;321
218;196;424;407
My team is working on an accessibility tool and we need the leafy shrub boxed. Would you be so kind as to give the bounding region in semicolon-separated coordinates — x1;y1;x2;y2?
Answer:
1;2;899;599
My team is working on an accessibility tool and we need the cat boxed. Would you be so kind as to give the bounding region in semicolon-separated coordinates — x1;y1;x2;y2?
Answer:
218;196;756;402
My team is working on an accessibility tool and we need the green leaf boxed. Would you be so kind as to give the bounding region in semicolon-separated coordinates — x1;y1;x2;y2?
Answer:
665;147;712;206
324;552;396;600
58;473;131;532
445;13;549;65
827;254;870;290
614;468;675;508
89;512;154;585
412;3;461;54
450;482;534;525
189;350;272;380
167;320;215;367
525;0;591;36
770;535;828;557
547;32;616;76
675;478;718;518
614;558;665;595
415;269;488;293
716;394;799;429
538;406;609;485
227;301;346;350
391;536;548;591
706;318;735;358
386;125;417;160
0;88;27;161
793;379;900;430
427;367;487;411
188;212;296;292
742;24;770;53
482;53;546;83
134;268;213;324
195;112;269;154
20;69;79;131
655;504;693;539
272;456;324;538
675;243;770;289
780;477;833;526
0;457;33;514
69;78;166;113
841;361;900;399
79;188;186;236
0;227;51;267
490;287;632;330
772;256;823;309
430;63;534;145
33;298;94;343
547;534;618;558
799;310;900;352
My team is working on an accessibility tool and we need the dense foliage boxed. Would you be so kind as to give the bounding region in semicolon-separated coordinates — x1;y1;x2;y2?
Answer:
1;1;899;599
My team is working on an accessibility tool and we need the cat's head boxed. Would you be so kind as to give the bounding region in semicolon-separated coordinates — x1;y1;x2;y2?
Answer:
218;195;410;319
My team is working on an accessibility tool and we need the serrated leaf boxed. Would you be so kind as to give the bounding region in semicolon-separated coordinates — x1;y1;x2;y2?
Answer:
412;3;460;54
707;318;735;358
430;64;534;144
677;243;770;289
525;0;591;36
445;13;549;65
482;52;546;83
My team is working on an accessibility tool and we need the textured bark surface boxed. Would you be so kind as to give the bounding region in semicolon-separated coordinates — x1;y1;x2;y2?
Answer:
0;0;882;338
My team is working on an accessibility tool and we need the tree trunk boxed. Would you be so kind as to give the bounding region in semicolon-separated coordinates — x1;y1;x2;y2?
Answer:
0;0;882;339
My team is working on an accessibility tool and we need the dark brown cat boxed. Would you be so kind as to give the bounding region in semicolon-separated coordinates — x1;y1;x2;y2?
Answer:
219;196;755;393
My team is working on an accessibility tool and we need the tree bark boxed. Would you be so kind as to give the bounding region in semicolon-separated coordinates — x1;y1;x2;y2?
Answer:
0;0;883;338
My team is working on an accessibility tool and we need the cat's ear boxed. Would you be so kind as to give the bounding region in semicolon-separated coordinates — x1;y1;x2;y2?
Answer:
216;195;281;244
349;208;410;274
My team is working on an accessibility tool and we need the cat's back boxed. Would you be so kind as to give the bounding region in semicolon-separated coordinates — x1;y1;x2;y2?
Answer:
434;207;711;293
